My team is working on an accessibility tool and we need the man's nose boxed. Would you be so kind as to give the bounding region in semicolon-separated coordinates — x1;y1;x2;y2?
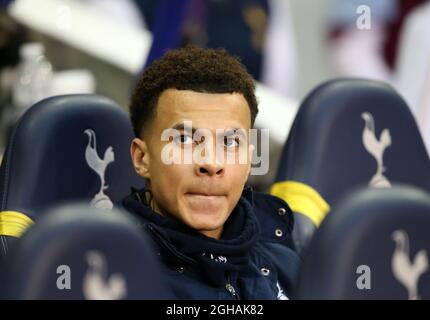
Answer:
196;161;224;177
194;142;225;177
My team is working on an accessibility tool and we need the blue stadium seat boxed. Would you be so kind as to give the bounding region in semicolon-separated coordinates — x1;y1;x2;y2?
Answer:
1;204;169;299
270;79;430;254
0;95;144;259
295;185;430;299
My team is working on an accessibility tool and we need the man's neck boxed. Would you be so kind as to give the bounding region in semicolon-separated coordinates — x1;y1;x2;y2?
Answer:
200;228;223;240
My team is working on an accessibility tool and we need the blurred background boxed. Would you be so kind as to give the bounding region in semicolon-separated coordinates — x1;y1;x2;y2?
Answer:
0;0;429;191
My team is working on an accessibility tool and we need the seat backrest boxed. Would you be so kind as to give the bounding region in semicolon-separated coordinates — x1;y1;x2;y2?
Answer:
270;79;430;253
1;204;169;299
0;94;144;257
295;185;430;300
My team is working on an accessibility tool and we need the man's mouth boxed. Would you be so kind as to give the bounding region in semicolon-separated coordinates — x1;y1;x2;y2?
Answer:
185;189;227;201
185;192;226;198
184;192;226;213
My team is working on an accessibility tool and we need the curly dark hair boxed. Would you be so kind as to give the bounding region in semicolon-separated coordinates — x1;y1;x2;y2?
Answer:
130;45;258;137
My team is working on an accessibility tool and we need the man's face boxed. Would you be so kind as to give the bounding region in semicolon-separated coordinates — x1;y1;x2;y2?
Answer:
131;89;253;239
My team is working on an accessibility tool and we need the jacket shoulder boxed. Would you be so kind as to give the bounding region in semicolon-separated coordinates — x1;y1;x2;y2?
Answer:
252;191;296;251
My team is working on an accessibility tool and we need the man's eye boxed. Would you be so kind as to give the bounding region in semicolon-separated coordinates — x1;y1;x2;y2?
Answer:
224;137;240;148
174;134;193;145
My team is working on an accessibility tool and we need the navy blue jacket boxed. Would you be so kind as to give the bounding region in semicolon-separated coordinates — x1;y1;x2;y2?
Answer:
121;187;301;300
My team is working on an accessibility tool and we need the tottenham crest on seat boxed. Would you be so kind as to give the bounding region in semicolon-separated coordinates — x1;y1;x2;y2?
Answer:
84;129;115;210
361;112;392;188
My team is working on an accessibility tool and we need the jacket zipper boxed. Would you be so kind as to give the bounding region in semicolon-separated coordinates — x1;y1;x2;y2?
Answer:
147;223;240;299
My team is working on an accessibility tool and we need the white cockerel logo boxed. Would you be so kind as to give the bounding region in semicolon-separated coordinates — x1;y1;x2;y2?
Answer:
391;230;428;300
84;129;115;209
83;251;127;300
361;112;392;188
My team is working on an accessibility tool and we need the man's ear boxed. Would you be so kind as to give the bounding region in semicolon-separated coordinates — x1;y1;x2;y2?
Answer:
131;138;151;179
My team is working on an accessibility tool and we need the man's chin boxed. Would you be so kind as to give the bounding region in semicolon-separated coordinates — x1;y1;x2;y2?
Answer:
181;211;227;238
194;224;224;239
186;215;225;230
177;197;230;237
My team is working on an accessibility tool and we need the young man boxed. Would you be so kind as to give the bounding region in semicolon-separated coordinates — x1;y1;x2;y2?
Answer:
122;46;300;299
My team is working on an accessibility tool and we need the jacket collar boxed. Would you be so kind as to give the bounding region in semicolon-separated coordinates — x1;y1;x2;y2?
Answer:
122;187;260;286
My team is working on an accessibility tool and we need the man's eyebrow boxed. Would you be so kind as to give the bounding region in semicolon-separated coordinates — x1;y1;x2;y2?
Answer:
223;128;247;137
170;123;247;137
171;123;197;134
